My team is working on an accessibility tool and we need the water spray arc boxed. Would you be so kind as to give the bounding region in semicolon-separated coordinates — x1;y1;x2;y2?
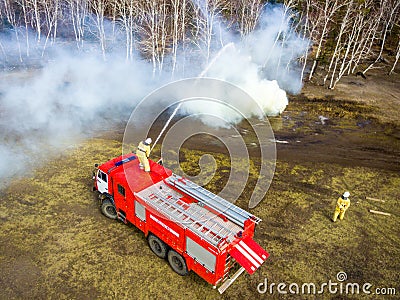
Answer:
150;102;182;152
198;43;235;78
150;42;237;153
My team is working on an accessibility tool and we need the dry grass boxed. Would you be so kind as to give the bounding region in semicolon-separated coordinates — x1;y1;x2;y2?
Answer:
0;133;399;299
1;70;399;299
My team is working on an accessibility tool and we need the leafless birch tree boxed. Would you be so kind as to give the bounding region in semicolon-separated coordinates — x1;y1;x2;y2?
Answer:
90;0;108;60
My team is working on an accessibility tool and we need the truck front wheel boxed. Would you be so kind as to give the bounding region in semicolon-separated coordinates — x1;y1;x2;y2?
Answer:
168;250;188;276
101;199;117;219
148;234;168;259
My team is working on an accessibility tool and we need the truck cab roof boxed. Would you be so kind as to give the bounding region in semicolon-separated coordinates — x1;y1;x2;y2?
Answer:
99;153;172;193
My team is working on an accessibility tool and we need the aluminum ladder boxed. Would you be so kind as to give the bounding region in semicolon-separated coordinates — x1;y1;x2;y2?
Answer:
135;182;239;246
165;174;261;227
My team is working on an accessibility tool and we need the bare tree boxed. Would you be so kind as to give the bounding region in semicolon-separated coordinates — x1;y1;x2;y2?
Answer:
41;0;60;56
348;0;381;74
170;0;187;76
115;0;138;61
25;0;43;43
323;0;354;88
189;0;225;65
16;0;32;58
136;0;172;76
363;0;400;74
296;0;315;82
4;0;24;62
389;35;400;74
0;2;9;61
308;0;344;81
90;0;108;60
67;0;89;48
1;0;399;86
238;0;263;36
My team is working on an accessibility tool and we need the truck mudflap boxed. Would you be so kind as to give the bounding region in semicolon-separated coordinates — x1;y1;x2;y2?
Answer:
230;236;269;275
217;236;269;294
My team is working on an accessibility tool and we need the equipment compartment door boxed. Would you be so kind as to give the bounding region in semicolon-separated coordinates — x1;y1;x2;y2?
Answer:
186;237;216;272
135;200;146;231
135;201;146;221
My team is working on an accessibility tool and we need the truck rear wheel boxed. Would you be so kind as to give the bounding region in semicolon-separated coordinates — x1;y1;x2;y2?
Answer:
148;234;168;259
101;199;117;219
168;250;188;276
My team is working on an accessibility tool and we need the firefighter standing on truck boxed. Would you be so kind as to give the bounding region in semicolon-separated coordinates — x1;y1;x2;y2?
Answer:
332;191;351;222
137;138;152;172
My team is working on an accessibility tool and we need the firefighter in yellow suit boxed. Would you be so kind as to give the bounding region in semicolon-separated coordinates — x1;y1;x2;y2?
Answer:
136;138;152;172
332;191;351;222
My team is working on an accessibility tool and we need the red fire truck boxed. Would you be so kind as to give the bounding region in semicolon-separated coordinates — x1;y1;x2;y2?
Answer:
94;153;269;293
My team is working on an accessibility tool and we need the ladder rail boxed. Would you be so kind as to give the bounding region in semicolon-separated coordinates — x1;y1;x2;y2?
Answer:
163;193;237;243
167;175;255;222
165;175;261;227
194;185;257;223
134;184;239;246
185;205;237;237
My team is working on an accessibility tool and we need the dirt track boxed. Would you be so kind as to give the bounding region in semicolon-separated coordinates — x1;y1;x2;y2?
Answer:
0;72;399;299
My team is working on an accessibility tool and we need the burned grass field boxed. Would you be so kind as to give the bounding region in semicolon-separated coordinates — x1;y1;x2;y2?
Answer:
1;88;400;299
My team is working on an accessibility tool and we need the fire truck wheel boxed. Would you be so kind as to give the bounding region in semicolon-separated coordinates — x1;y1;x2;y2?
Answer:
101;199;117;219
148;234;168;258
168;250;188;276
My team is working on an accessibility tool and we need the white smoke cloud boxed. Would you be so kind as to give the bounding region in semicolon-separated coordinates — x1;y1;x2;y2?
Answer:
178;4;307;125
0;51;156;185
0;3;308;185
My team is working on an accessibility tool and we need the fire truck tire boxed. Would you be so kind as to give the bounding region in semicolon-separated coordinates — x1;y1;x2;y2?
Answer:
148;234;168;259
101;199;117;220
168;250;188;276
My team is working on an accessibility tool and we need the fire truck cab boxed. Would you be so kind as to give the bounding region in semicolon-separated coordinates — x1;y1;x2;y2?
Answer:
94;153;269;293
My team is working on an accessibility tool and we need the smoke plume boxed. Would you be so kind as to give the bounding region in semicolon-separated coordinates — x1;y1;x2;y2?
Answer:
0;3;308;185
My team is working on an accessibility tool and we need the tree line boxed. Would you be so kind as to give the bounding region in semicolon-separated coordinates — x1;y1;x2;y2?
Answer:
1;0;399;89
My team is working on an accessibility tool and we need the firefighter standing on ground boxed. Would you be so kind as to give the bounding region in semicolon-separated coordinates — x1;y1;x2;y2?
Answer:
137;138;152;172
332;191;351;222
